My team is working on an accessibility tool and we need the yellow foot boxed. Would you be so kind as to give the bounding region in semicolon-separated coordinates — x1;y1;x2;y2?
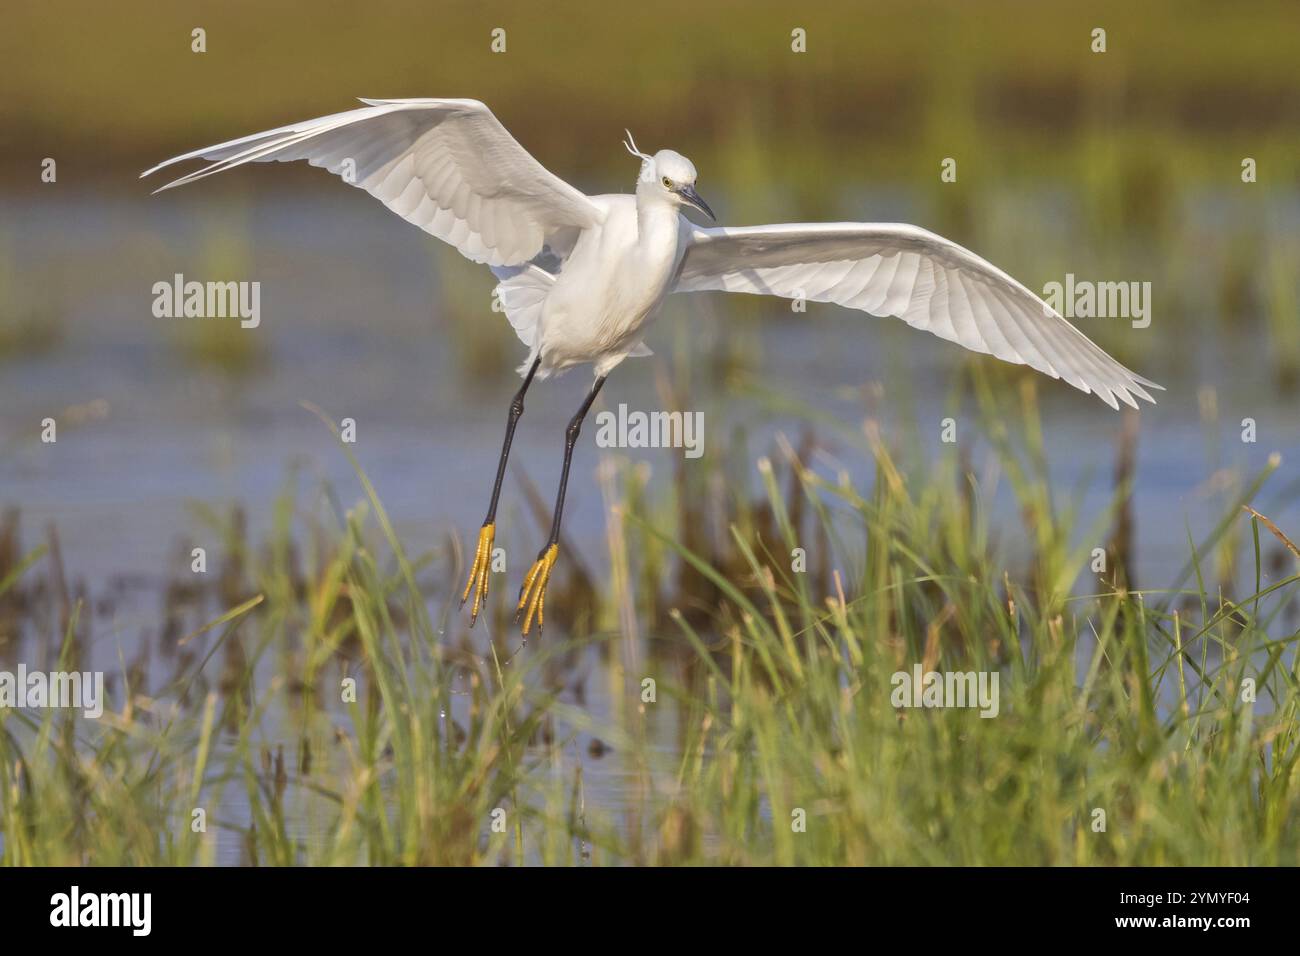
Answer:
515;543;559;636
460;522;496;627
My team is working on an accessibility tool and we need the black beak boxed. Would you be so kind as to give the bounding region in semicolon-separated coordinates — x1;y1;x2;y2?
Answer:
678;184;716;222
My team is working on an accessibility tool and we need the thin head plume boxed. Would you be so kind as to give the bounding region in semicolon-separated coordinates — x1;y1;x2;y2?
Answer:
623;129;652;162
624;129;655;183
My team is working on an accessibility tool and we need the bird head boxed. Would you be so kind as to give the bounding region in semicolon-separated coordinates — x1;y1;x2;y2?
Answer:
623;131;715;221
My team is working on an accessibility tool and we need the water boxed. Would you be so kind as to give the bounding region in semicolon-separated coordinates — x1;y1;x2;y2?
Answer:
4;193;1296;575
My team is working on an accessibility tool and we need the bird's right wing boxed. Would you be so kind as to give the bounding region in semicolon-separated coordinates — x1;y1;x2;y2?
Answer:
675;221;1161;409
142;98;603;268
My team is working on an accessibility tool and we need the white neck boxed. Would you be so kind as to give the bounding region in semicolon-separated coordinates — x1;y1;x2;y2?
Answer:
634;183;679;253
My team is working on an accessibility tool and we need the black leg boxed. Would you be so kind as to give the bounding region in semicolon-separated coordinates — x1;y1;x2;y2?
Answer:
461;357;540;625
516;374;607;635
486;357;541;525
547;375;607;545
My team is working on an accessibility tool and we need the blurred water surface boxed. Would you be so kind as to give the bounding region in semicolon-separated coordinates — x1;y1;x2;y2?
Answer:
3;192;1296;582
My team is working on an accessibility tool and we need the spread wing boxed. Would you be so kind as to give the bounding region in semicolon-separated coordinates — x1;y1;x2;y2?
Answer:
142;98;602;268
675;222;1161;409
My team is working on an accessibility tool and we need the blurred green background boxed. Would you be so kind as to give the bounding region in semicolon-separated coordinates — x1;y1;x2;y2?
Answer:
3;0;1299;373
4;0;1299;194
2;0;1299;577
2;0;1298;566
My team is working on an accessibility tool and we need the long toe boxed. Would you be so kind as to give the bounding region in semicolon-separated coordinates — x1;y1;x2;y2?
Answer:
515;544;559;636
461;522;496;626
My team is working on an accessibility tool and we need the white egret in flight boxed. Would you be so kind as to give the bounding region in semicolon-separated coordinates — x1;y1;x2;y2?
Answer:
144;98;1161;635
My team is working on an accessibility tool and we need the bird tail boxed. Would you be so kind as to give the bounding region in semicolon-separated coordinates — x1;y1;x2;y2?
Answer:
492;265;555;351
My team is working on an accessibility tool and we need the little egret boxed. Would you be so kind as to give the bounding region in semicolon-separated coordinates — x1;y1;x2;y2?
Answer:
144;97;1161;635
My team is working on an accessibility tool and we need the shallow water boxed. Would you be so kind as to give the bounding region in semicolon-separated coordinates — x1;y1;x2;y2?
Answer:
4;194;1296;577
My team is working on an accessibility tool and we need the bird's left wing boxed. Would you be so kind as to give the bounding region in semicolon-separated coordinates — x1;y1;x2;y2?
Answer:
142;98;602;268
674;222;1161;409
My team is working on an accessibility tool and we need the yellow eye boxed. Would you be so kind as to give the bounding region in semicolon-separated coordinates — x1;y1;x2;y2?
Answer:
661;176;672;189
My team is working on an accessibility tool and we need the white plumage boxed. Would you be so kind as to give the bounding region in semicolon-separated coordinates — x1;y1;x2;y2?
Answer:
144;97;1161;406
144;98;600;268
678;222;1160;408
